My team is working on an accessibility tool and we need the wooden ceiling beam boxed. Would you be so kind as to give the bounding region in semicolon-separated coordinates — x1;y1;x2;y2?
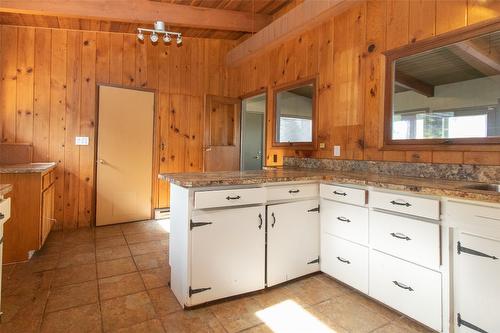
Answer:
449;40;500;76
225;0;362;66
395;71;435;97
0;0;272;32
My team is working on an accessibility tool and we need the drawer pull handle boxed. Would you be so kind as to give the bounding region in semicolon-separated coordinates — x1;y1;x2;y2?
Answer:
0;213;4;220
333;191;347;196
390;200;411;207
336;257;350;264
288;189;300;194
390;232;411;241
337;216;351;223
226;195;241;200
271;212;276;228
258;213;263;230
457;241;498;260
392;280;413;291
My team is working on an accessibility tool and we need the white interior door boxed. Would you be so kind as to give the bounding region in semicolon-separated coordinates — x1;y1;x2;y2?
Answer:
96;86;155;226
267;199;320;286
190;206;265;305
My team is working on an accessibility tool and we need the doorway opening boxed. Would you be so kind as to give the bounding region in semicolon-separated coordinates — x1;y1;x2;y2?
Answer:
241;92;267;171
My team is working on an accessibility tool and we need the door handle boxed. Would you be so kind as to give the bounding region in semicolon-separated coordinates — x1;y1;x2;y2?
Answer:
271;212;276;228
98;159;106;165
204;147;212;152
258;213;263;230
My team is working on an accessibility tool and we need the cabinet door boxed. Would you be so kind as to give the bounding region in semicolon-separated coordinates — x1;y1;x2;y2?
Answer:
190;206;265;305
41;184;55;246
456;233;500;333
267;199;320;287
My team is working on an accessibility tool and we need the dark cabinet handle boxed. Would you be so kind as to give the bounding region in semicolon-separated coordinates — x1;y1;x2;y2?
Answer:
271;212;276;228
0;213;4;220
457;241;498;260
392;280;413;291
258;213;263;230
288;189;300;194
390;200;411;207
336;257;350;264
226;195;241;200
457;313;488;333
333;191;347;196
337;216;351;223
390;232;411;241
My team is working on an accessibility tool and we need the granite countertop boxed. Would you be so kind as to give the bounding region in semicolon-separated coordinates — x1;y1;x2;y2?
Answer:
0;162;57;174
0;184;12;196
160;168;500;204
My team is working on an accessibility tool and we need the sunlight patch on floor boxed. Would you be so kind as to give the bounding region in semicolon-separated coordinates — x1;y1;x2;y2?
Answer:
256;300;336;333
157;218;170;233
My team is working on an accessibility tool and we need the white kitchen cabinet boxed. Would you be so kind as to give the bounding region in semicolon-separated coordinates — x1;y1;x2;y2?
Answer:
267;199;320;286
370;210;440;269
370;250;442;331
190;205;266;305
0;195;11;316
455;233;500;333
321;199;368;245
321;233;368;293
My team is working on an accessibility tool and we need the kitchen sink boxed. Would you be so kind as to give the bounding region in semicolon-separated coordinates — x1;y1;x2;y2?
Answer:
461;184;500;192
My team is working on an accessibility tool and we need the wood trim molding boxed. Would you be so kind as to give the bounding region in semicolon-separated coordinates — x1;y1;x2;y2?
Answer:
225;0;362;66
382;17;500;150
0;0;272;33
272;76;318;150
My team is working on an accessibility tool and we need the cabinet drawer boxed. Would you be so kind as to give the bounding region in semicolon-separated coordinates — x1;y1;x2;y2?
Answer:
267;183;318;202
370;191;440;220
320;199;368;244
370;250;442;331
194;187;266;209
0;197;11;224
447;201;500;238
42;170;55;190
370;210;440;269
320;184;366;206
321;233;368;293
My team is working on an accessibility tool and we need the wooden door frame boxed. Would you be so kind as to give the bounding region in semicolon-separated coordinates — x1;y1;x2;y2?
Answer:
240;88;268;170
94;84;158;226
203;94;242;172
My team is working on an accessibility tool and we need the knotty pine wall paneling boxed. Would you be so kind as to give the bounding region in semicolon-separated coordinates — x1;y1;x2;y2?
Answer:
0;26;236;229
234;0;500;167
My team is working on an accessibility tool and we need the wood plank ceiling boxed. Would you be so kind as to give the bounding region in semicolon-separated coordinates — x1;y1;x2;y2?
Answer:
0;0;294;40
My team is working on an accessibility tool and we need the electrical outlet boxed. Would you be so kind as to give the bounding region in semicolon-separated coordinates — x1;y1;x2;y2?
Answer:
333;146;341;157
319;142;326;149
75;136;89;146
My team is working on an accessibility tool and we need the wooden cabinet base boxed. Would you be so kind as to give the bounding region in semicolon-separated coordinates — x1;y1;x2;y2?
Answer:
0;170;55;263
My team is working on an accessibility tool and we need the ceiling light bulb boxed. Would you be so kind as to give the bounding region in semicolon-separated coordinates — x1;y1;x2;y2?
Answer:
137;32;144;41
176;35;182;45
150;33;159;43
163;34;172;43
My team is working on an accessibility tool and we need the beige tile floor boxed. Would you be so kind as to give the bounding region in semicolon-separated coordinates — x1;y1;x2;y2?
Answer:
0;220;433;333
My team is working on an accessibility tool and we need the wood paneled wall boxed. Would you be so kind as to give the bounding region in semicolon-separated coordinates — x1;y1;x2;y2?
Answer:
0;25;236;229
233;0;500;167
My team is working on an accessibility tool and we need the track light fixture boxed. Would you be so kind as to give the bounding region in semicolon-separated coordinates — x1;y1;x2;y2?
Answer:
137;21;182;46
150;32;159;43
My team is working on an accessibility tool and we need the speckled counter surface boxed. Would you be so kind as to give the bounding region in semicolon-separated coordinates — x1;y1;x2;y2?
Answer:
0;162;57;174
160;168;500;204
0;184;12;196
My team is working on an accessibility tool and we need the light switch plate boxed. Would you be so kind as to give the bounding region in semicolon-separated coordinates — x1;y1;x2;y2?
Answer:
75;136;89;146
333;146;341;157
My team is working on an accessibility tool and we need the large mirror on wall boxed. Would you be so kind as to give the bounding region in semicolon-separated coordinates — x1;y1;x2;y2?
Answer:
274;79;316;147
386;26;500;145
